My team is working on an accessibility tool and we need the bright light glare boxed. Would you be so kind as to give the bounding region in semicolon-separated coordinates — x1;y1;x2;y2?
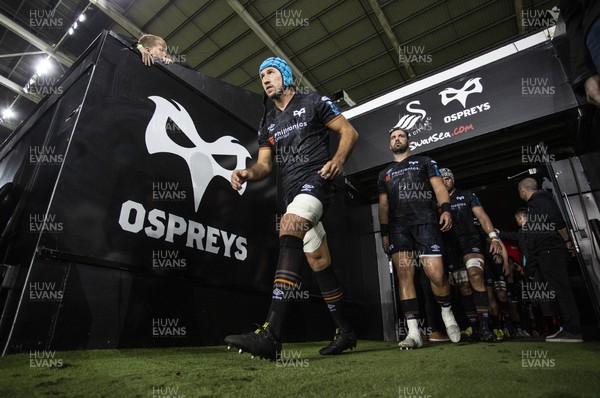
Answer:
2;108;15;119
35;59;52;76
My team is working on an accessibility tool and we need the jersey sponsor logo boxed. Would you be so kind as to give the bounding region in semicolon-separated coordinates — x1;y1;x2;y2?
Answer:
272;121;308;143
145;96;251;211
439;77;483;108
293;108;306;117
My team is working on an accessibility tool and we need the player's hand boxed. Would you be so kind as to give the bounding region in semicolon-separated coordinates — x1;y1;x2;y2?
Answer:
565;240;576;257
162;56;173;65
439;212;452;232
584;75;600;108
502;260;511;277
489;239;502;255
140;49;154;66
319;158;343;180
231;169;249;191
382;235;389;254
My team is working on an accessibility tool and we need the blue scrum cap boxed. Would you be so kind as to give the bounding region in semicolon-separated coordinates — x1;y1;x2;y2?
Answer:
259;57;293;87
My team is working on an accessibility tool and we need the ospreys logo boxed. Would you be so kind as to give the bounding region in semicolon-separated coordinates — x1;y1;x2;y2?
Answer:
293;108;306;117
145;96;251;211
439;77;483;108
439;77;491;124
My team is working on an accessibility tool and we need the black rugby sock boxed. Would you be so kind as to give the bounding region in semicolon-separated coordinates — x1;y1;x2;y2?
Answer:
265;235;304;338
401;298;420;320
461;292;478;327
473;290;489;318
315;266;351;332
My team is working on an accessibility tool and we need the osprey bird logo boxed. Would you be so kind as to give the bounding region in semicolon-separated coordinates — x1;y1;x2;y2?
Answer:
145;96;251;211
439;77;483;108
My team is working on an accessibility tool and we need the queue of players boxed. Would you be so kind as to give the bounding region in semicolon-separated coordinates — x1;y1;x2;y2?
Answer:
378;125;583;349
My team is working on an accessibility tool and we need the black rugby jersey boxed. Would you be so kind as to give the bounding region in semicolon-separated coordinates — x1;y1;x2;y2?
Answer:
258;91;342;195
377;156;441;225
449;188;481;237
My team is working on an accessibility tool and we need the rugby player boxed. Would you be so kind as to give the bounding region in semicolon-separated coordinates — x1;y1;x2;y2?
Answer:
378;128;460;349
225;57;359;360
439;168;506;342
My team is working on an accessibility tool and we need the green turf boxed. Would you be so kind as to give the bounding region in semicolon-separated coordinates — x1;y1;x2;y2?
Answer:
1;340;599;397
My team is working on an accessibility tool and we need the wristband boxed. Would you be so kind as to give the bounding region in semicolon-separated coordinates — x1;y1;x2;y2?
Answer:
441;202;451;213
380;223;389;237
489;231;499;239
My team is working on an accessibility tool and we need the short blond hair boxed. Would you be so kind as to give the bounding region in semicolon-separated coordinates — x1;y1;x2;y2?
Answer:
138;34;166;49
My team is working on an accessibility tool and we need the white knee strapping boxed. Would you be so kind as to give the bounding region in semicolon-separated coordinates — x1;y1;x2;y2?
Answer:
286;193;323;225
303;221;326;253
465;258;484;270
451;269;469;284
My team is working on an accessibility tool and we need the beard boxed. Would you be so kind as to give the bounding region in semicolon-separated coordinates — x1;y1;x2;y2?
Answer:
267;85;288;100
268;90;282;100
391;142;408;154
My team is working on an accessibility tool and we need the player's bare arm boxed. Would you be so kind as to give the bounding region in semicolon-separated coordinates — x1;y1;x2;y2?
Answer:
472;206;502;255
319;116;358;180
431;176;452;231
378;192;390;254
231;147;272;191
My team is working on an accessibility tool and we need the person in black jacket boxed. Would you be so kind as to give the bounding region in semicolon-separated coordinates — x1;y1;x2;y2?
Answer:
500;208;558;335
559;0;600;107
514;178;582;342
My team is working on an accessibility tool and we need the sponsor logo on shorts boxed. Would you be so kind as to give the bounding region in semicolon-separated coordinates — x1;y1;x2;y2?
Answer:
301;184;314;192
431;244;441;253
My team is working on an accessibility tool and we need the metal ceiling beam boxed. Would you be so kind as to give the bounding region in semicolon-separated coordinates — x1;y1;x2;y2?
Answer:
0;75;41;103
226;0;316;91
367;0;416;79
0;119;18;131
514;0;524;35
0;13;75;67
88;0;144;39
0;50;46;59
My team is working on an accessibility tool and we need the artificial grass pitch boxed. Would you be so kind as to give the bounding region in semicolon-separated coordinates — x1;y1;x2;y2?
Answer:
1;340;599;398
